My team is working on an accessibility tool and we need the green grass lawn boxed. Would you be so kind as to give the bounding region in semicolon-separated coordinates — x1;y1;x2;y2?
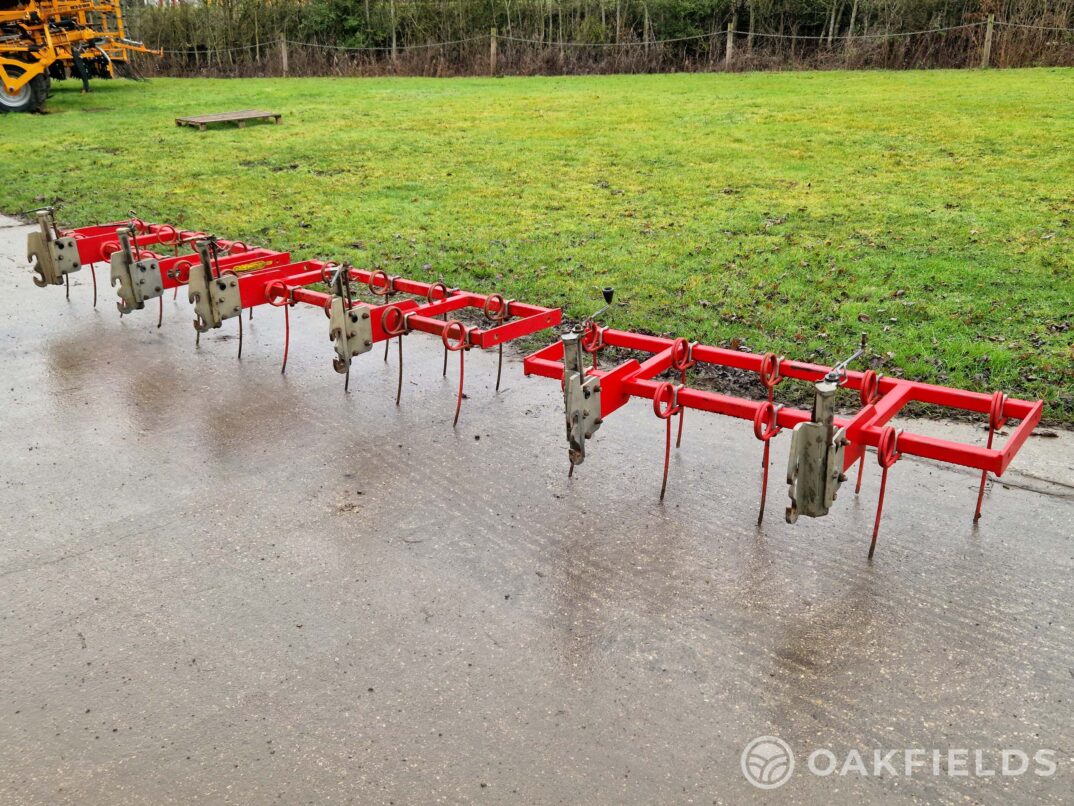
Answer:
2;71;1072;421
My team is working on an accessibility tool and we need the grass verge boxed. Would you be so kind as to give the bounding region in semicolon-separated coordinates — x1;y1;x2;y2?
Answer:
2;70;1071;421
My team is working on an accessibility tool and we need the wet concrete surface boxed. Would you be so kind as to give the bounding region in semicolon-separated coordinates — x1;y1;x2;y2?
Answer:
1;215;1073;805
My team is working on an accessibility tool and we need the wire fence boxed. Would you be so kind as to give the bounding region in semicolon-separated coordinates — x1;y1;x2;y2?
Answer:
146;18;1074;77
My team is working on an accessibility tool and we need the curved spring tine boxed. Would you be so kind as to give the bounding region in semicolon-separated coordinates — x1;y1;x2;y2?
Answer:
157;295;163;328
757;386;776;523
974;426;997;522
89;264;97;308
236;309;243;360
870;466;890;559
675;369;687;448
280;304;290;374
453;350;465;428
495;343;503;392
659;416;673;501
757;440;771;525
395;336;404;406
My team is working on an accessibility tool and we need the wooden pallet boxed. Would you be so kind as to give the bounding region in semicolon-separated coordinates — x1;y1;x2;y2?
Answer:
175;109;282;131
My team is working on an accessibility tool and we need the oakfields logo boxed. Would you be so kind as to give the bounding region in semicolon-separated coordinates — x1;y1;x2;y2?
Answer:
741;736;795;789
741;737;1059;790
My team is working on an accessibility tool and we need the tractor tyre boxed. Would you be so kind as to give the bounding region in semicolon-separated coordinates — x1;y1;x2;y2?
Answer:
0;67;48;113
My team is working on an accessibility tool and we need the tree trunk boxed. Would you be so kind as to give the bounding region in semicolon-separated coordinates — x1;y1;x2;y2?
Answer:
747;2;755;53
390;0;398;64
845;0;858;63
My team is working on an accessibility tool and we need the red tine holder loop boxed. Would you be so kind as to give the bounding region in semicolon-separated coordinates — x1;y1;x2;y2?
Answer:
671;338;695;372
653;382;681;420
759;352;781;391
156;225;179;245
860;369;881;406
100;240;120;261
172;259;192;284
878;426;901;469
266;280;292;308
368;270;394;296
581;321;603;354
483;293;507;322
381;305;410;337
753;401;782;441
442;320;469;352
426;281;449;303
989;391;1008;431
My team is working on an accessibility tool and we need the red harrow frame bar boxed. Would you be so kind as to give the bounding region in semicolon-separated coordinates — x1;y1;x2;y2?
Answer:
25;210;1046;559
524;320;1043;557
25;209;561;425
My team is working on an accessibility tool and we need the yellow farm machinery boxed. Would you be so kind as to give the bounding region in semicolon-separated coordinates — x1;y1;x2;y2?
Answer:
1;0;158;113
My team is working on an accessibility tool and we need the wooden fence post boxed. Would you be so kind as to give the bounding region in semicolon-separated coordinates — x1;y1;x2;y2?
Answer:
980;13;994;68
725;20;734;65
490;27;498;75
280;36;289;77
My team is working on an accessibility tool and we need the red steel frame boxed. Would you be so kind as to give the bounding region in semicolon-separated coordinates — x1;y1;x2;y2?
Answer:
50;215;562;425
524;324;1043;554
524;327;1042;475
34;212;1046;559
257;263;562;423
49;215;291;311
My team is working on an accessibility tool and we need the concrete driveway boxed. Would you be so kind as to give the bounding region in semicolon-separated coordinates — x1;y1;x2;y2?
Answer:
1;215;1072;805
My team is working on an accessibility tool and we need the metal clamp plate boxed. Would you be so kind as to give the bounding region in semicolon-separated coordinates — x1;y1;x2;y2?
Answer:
110;251;162;313
133;258;164;301
565;371;602;465
785;422;846;521
562;332;602;465
329;296;373;373
188;260;241;331
28;232;80;286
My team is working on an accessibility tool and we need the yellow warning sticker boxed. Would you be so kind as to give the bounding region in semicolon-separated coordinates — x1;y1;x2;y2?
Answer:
231;260;272;273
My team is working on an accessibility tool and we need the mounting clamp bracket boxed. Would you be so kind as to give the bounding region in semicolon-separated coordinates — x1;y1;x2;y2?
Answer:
27;210;80;287
329;296;373;373
110;229;162;313
188;240;242;331
563;332;602;466
786;378;847;522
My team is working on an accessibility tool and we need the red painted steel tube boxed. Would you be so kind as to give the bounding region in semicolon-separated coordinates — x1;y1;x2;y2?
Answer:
47;216;1046;501
524;328;1042;478
157;249;291;292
